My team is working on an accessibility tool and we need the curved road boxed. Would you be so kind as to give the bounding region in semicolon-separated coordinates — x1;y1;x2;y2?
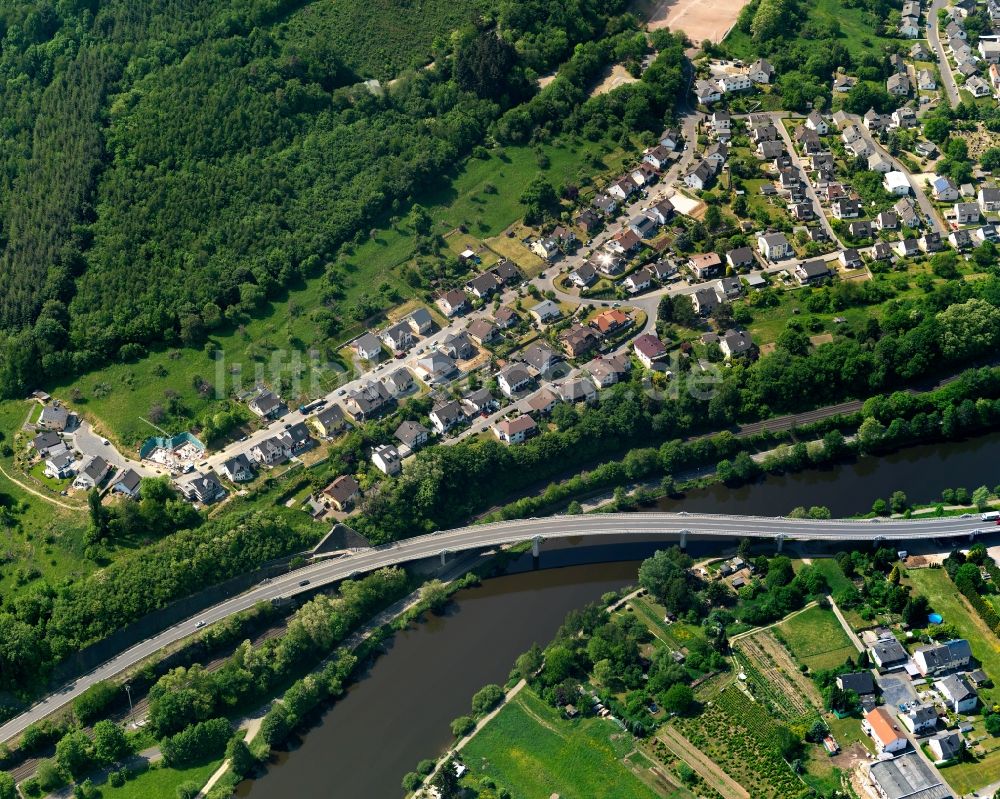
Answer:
0;511;987;744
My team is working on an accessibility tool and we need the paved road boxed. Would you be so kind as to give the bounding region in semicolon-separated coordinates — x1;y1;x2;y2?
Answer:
928;0;961;106
0;510;988;746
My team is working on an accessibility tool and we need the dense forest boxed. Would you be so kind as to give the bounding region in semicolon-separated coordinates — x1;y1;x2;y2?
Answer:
0;0;688;398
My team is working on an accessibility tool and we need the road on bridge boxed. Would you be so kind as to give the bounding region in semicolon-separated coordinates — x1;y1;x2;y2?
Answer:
0;511;986;745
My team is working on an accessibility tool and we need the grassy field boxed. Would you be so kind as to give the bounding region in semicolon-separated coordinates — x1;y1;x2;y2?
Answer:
0;400;91;600
628;595;707;653
906;568;1000;697
808;559;854;596
776;605;858;672
461;688;668;799
94;758;221;799
34;135;626;449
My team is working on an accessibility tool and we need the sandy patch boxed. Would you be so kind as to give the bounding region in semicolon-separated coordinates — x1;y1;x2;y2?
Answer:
668;192;705;218
590;64;639;97
538;73;557;89
648;0;750;43
809;333;834;346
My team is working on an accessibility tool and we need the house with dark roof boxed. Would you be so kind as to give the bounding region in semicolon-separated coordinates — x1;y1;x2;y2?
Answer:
38;402;71;431
73;456;111;490
870;636;908;669
218;454;254;483
492;415;538;445
429;400;467;435
836;672;875;696
312;405;346;437
181;472;226;504
344;382;395;420
395;420;430;451
112;468;143;499
323;475;360;512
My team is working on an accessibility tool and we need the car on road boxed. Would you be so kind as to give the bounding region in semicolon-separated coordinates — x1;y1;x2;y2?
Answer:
195;620;206;629
299;579;310;587
101;438;110;446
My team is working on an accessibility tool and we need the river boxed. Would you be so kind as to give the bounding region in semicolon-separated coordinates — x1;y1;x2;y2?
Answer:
238;431;1000;798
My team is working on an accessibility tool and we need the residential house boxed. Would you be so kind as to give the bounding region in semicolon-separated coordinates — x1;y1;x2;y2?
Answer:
520;342;563;374
560;324;601;357
407;307;434;335
623;267;653;294
648;198;675;225
631;162;659;187
659;128;682;150
863;707;908;753
593;193;618;216
870;636;908;669
466;318;499;346
344;382;394;420
928;732;963;762
966;75;992;97
628;213;659;239
497;364;533;397
683;159;717;191
718;73;752;93
608;228;643;256
839;248;864;268
111;468;143;499
748;58;775;83
465;271;502;299
575;208;602;233
437;289;470;317
974;224;1000;245
868;153;893;174
414;352;458;385
913;639;972;676
949;228;973;250
586;353;631;388
836;672;875;696
841;124;863;144
530;237;560;261
718;275;745;299
633;334;667;368
462;388;497;416
955;201;981;224
868;755;948;799
494;307;520;329
899;703;939;735
833;74;856;92
757;140;784;159
492;415;538;445
911;42;931;60
38;402;70;431
895;196;922;227
568;262;598;288
429;400;466;435
557;378;597;404
882;169;910;197
848;221;873;240
872;241;894;263
529;300;562;325
371;443;402;476
979;39;1000;62
607;176;638;201
323;475;360;512
915;140;939;158
919;231;943;252
899;15;920;37
643;144;674;170
45;451;75;479
393;420;431;452
440;331;476;361
917;68;937;90
694;78;722;105
832;197;862;219
525;387;560;416
805;110;828;134
381;321;414;353
218;454;254;483
31;431;62;456
935;674;978;713
352;332;384;363
757;232;791;260
887;73;911;96
726;247;755;270
692;287;721;316
894;238;921;258
688;252;723;279
250;436;290;466
719;329;753;359
312;405;346;438
864;108;890;132
710;110;731;136
946;19;967;40
649;260;677;282
590;251;626;276
846;137;873;159
875;211;899;231
73;456;110;490
794;260;833;284
979;186;1000;213
381;368;415;397
180;473;225;504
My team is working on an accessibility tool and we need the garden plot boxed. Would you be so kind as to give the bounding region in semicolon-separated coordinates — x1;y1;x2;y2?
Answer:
734;629;822;720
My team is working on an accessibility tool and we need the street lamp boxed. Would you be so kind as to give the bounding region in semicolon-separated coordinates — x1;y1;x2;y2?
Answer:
124;684;134;728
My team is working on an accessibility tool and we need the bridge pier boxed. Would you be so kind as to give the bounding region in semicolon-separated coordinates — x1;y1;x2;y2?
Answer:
440;549;448;566
775;534;784;553
970;530;978;541
532;536;542;558
679;530;688;549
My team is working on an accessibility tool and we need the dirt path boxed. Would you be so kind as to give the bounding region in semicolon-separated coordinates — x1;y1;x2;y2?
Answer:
658;726;750;799
0;462;79;510
827;595;865;653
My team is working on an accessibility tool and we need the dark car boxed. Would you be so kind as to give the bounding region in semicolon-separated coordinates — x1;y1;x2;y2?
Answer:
299;579;310;587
